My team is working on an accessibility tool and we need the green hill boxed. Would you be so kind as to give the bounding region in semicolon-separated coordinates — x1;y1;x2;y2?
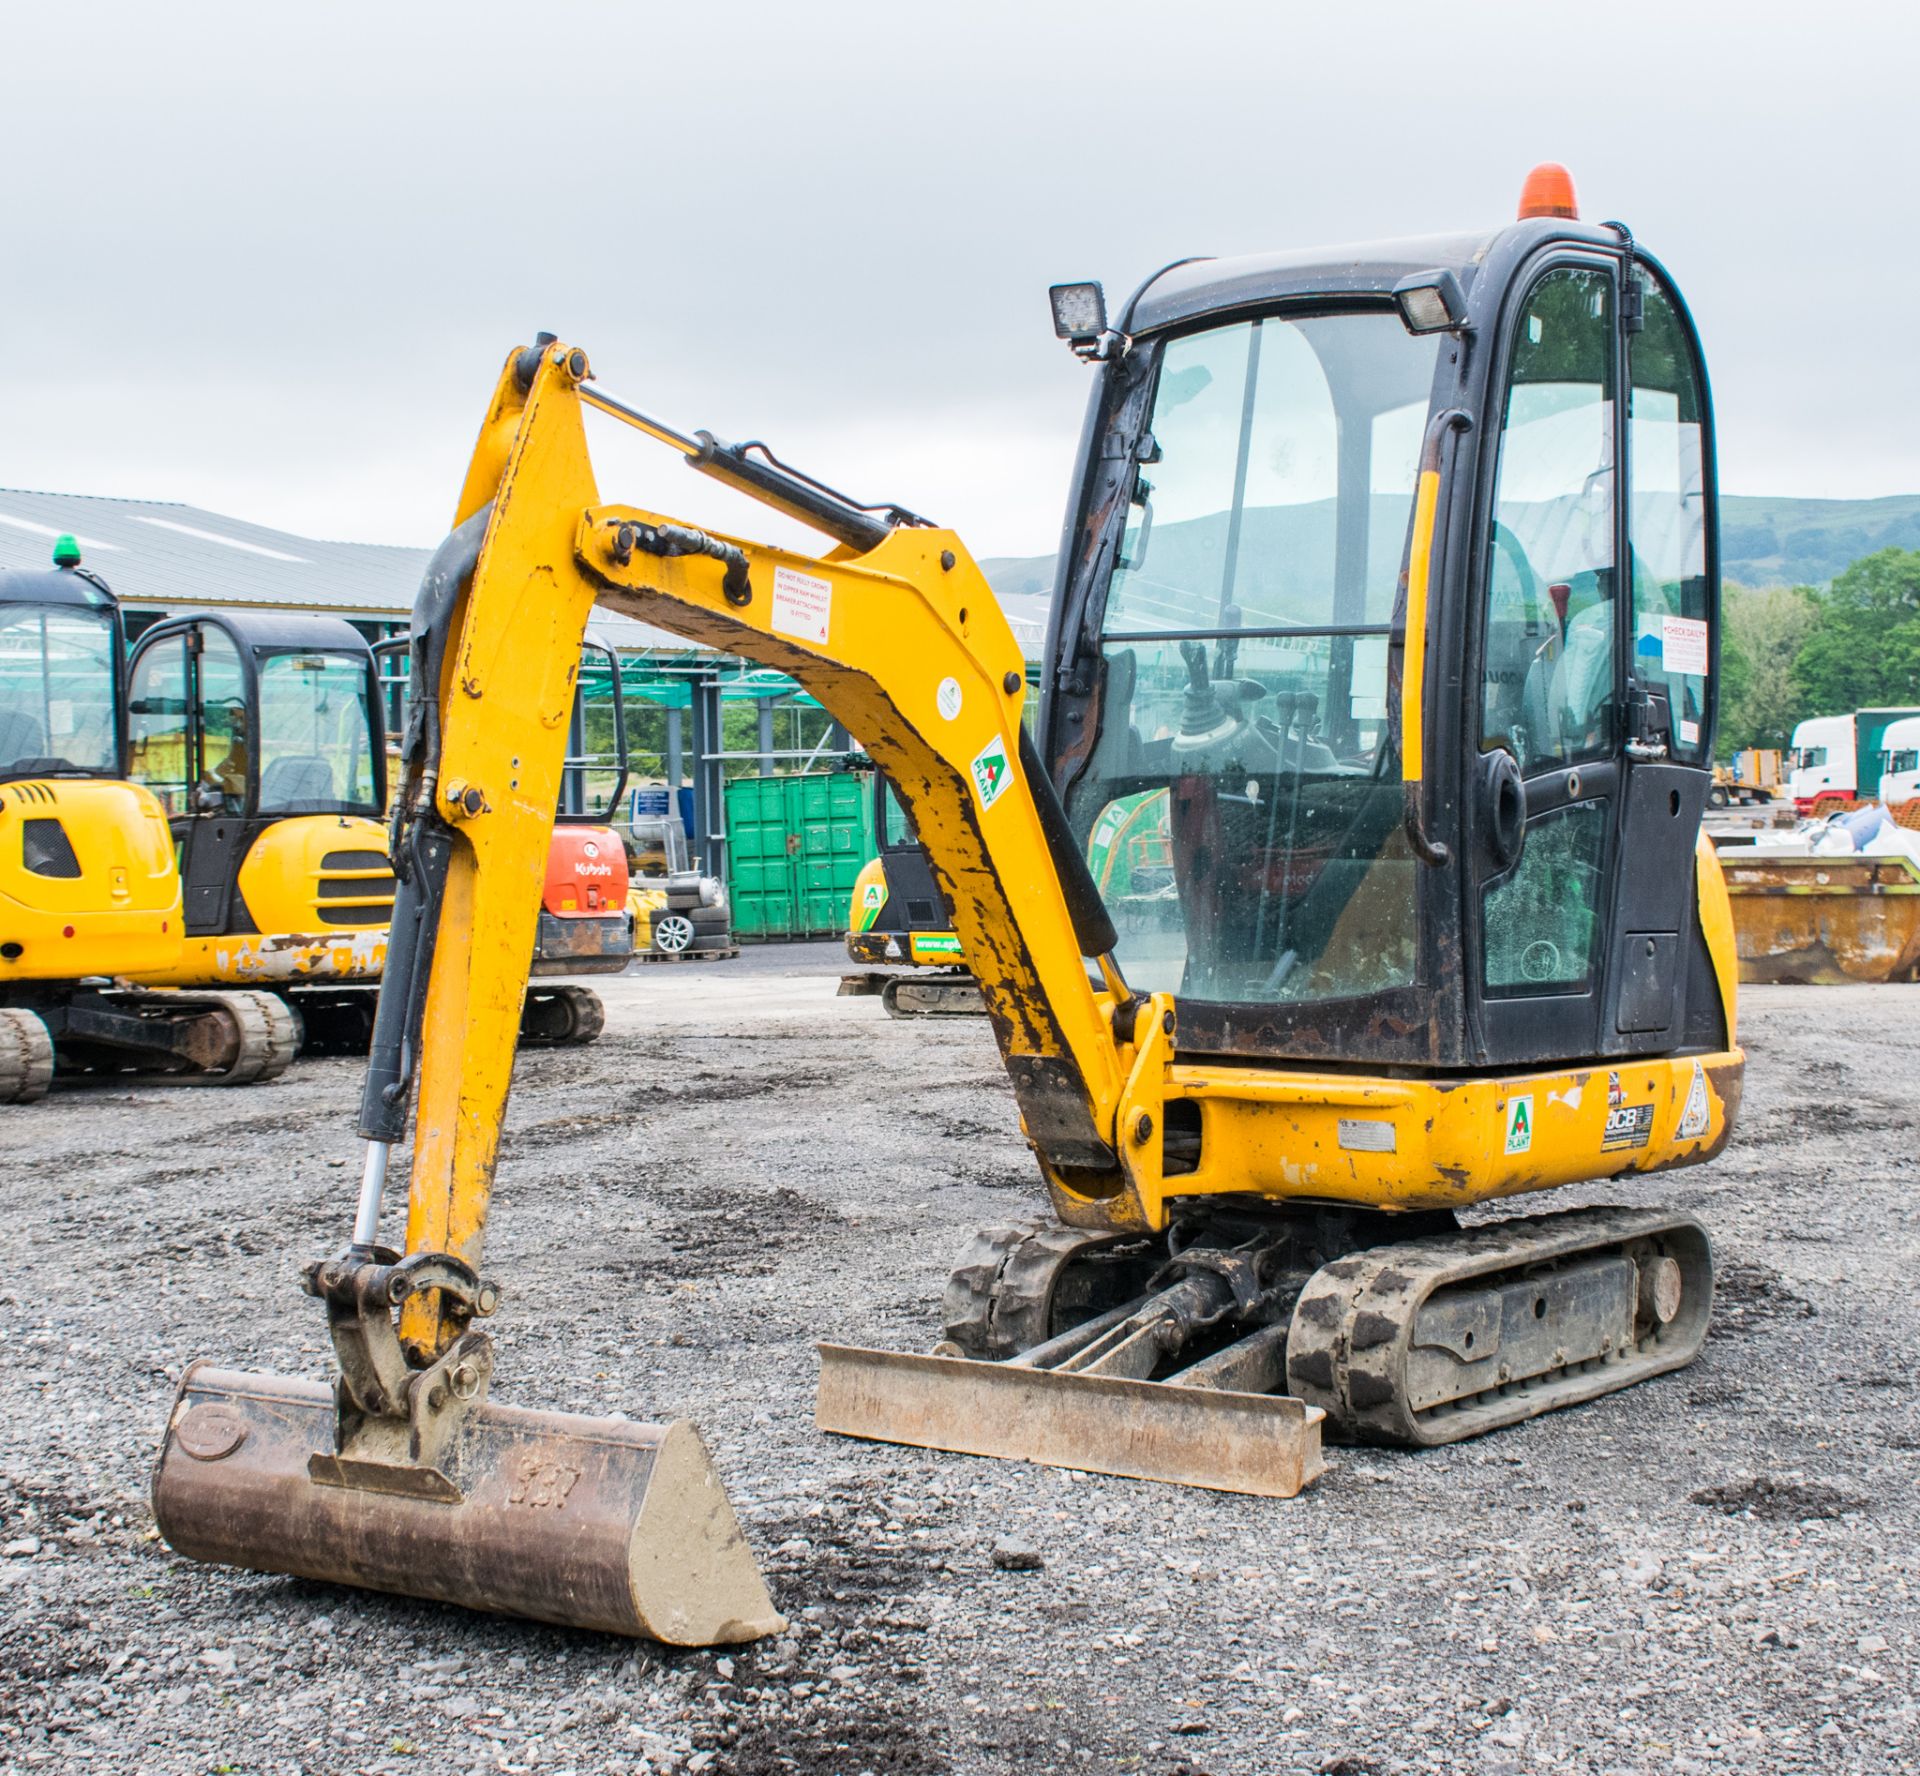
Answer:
1718;494;1920;587
980;493;1920;605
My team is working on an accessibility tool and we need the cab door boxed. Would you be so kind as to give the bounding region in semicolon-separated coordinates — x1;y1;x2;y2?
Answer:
873;774;948;941
1467;255;1718;1067
1469;258;1624;1067
1603;264;1716;1053
127;619;254;936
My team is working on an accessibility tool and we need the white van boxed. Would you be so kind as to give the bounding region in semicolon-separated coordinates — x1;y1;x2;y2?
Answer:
1881;715;1920;809
1787;713;1855;812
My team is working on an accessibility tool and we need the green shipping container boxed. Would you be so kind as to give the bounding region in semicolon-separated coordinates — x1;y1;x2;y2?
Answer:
724;773;875;941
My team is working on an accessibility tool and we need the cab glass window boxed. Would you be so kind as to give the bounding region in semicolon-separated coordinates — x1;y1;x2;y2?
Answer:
1628;272;1712;760
1074;309;1442;1007
1483;801;1606;993
127;634;193;813
258;652;377;812
0;605;118;776
881;779;917;848
1480;266;1617;772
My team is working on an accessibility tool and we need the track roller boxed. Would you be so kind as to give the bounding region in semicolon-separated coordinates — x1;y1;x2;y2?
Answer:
0;1009;55;1103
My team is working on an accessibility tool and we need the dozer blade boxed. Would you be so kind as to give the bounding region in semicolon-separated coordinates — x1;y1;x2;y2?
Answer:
153;1363;784;1645
815;1343;1325;1498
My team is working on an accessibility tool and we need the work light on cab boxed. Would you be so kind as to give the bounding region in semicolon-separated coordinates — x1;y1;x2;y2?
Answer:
1392;269;1470;335
1049;281;1116;359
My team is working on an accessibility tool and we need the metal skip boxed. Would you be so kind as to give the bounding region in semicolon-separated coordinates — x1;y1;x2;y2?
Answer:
153;1364;784;1645
815;1344;1326;1500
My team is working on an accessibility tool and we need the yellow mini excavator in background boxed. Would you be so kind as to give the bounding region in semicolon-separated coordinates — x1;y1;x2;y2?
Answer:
842;771;983;1016
155;168;1743;1642
119;614;622;1053
121;609;397;1046
0;542;298;1098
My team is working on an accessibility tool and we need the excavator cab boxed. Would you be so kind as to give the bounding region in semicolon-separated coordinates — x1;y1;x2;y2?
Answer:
0;546;125;783
1046;219;1724;1074
0;544;182;1101
127;612;392;940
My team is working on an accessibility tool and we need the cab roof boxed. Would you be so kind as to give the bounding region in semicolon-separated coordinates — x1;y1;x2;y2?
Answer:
144;609;371;654
0;563;117;612
1123;218;1629;336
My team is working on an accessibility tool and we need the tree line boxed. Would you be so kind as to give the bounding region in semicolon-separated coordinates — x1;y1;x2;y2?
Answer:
1719;547;1920;754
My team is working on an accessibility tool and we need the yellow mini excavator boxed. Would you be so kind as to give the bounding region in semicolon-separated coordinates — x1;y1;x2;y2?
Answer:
842;770;982;1015
119;613;622;1053
0;542;298;1097
120;609;398;1047
155;168;1742;1642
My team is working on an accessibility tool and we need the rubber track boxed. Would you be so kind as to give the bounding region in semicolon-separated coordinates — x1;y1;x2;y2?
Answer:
1286;1205;1711;1447
881;975;985;1018
0;1008;54;1103
941;1219;1122;1359
206;991;301;1086
519;984;605;1046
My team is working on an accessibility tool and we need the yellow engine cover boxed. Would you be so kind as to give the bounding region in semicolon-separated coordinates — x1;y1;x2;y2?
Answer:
132;814;395;988
0;779;183;982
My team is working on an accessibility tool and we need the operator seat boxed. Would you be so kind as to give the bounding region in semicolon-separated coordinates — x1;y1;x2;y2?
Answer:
259;755;335;807
0;709;46;768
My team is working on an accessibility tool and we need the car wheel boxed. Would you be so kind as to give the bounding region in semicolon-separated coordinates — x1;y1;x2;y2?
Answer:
654;912;696;954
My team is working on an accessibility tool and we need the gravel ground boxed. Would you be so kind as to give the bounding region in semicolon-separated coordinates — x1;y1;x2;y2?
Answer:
2;952;1916;1776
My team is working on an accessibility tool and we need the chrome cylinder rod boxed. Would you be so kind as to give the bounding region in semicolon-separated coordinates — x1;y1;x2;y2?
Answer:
352;1141;391;1249
578;384;703;455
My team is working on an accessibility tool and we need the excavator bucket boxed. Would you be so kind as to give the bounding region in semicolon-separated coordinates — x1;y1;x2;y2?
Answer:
153;1362;783;1644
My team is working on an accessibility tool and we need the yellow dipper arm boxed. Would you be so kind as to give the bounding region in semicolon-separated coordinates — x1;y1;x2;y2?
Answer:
387;342;1147;1353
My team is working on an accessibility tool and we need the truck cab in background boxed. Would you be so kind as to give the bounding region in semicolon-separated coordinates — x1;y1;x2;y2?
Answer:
1789;708;1920;815
1881;715;1920;813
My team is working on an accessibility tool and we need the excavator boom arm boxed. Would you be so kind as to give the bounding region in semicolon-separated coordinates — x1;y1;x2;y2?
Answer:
383;341;1149;1349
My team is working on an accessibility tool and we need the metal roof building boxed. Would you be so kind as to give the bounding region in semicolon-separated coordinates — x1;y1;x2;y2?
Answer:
0;487;428;621
0;487;708;655
0;487;1053;655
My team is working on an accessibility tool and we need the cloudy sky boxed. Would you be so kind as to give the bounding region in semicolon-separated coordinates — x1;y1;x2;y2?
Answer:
5;1;1915;560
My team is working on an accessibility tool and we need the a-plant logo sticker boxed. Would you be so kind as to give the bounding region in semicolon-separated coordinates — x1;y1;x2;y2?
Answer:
1504;1093;1533;1155
970;735;1013;811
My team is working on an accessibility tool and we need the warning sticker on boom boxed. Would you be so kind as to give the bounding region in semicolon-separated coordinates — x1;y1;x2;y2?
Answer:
1676;1060;1711;1140
772;565;833;645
